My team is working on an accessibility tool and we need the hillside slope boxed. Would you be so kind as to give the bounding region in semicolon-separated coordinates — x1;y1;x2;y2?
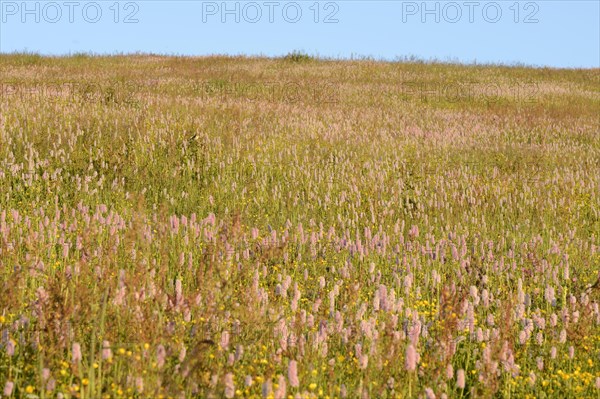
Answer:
0;55;599;398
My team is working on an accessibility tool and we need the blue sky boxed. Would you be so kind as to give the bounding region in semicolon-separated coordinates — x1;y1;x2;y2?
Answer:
0;1;598;68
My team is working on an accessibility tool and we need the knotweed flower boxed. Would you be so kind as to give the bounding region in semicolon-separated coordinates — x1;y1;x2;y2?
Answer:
224;373;235;398
470;286;479;305
46;378;56;392
405;344;418;372
262;378;272;398
221;330;230;350
4;381;14;396
135;377;144;393
288;360;299;387
72;342;82;363
457;369;465;389
274;375;287;399
102;340;112;360
409;225;419;238
42;368;50;380
175;279;183;306
6;340;15;357
424;387;436;399
446;364;453;380
156;344;166;368
355;343;362;359
533;314;546;330
482;346;491;365
529;372;536;386
499;341;509;362
481;289;489;308
291;287;300;312
545;285;555;304
359;354;369;369
519;331;527;345
536;332;543;345
467;304;475;333
373;292;380;312
559;329;567;343
409;319;421;346
319;276;326;289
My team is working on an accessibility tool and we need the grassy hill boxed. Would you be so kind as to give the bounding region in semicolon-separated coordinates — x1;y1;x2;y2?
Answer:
0;54;598;398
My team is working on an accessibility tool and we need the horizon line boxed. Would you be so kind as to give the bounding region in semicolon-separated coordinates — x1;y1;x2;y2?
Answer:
1;50;599;71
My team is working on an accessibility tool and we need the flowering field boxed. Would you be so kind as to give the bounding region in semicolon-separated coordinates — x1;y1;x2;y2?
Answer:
0;54;598;399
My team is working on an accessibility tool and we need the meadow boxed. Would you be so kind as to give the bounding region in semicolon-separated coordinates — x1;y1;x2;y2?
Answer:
0;53;598;398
